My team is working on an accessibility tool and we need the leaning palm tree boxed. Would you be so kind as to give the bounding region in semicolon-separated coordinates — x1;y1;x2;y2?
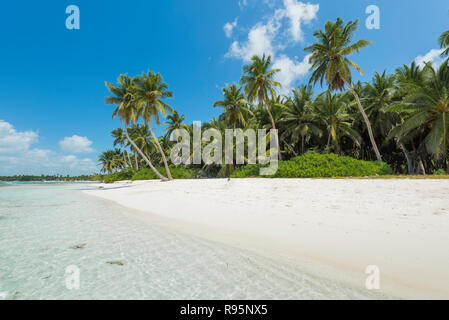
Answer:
305;18;382;161
240;54;282;159
111;128;132;169
281;85;322;155
214;84;252;129
129;124;153;164
314;91;362;155
133;71;174;180
105;74;168;181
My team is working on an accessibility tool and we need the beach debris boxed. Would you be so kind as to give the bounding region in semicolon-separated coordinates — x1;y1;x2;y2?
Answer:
106;260;125;266
12;292;22;300
70;243;87;250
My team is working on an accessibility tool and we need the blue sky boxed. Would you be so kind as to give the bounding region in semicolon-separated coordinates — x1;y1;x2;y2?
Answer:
0;0;448;175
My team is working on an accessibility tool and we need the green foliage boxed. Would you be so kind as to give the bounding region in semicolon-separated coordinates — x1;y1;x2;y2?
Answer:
90;174;104;181
229;164;261;178
131;167;200;181
434;169;446;176
104;169;136;183
231;152;393;178
101;23;449;178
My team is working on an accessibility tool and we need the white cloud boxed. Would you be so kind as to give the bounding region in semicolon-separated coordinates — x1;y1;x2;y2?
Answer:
224;18;238;38
281;0;319;42
0;120;38;154
227;1;318;62
226;20;280;61
225;1;316;91
238;0;276;10
238;0;248;10
415;49;445;69
0;120;97;175
273;54;311;94
59;135;94;154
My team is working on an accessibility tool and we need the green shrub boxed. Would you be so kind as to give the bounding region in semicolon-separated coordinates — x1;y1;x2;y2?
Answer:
131;167;200;181
231;152;393;178
104;169;136;183
434;169;447;176
230;164;262;178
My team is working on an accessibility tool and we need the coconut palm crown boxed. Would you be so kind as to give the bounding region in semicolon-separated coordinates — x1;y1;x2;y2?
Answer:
214;84;252;128
304;17;382;161
439;29;449;58
133;70;174;180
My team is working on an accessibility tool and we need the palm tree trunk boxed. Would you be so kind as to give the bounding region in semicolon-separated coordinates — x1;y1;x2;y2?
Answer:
126;151;132;170
148;120;173;180
281;137;298;157
265;104;282;161
342;77;382;162
301;135;305;155
418;158;426;175
124;125;168;181
134;151;139;171
400;144;414;175
123;153;128;168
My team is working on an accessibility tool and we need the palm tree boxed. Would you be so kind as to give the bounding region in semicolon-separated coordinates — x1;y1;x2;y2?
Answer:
395;62;425;90
359;71;419;171
389;61;449;172
98;149;123;174
314;91;362;154
363;72;400;138
255;94;286;128
214;84;252;129
439;29;449;58
134;71;174;180
281;85;322;155
105;74;168;181
163;110;188;138
203;118;234;177
240;54;282;159
387;62;429;174
305;18;382;161
129;124;153;164
111;128;132;169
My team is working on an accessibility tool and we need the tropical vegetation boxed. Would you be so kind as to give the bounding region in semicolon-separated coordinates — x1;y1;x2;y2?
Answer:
231;152;392;178
98;17;449;182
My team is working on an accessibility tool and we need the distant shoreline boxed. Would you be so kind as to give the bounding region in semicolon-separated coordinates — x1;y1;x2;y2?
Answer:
0;180;97;184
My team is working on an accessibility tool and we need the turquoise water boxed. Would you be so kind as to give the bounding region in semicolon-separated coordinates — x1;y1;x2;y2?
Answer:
0;184;389;300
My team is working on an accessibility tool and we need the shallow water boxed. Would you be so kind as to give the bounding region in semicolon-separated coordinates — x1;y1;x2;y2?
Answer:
0;184;390;300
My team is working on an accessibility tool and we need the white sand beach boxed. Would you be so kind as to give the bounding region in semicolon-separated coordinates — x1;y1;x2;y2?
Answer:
84;179;449;299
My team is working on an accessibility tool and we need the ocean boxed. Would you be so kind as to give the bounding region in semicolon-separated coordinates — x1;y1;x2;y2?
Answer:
0;183;389;299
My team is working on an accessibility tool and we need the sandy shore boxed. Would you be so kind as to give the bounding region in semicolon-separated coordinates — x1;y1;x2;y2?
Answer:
83;178;449;299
